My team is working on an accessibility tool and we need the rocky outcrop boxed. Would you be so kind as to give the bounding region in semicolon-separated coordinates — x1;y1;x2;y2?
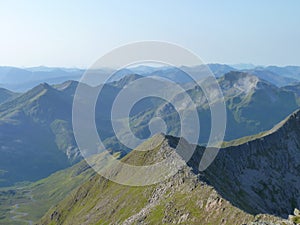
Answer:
201;110;300;217
39;110;300;224
289;208;300;224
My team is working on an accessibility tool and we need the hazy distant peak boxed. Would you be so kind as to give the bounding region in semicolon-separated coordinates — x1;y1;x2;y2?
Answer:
221;71;260;94
223;71;258;81
109;73;143;88
0;87;18;104
54;80;79;91
230;63;257;70
30;82;53;93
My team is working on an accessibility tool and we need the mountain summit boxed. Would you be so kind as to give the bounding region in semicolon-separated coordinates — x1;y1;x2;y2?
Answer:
39;108;300;225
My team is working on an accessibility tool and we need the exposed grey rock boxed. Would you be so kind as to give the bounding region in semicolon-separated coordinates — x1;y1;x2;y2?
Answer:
201;110;300;218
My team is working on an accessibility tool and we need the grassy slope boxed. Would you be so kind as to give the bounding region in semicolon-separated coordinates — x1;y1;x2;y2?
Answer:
1;126;295;224
0;159;95;224
38;135;283;225
0;186;30;225
0;84;74;186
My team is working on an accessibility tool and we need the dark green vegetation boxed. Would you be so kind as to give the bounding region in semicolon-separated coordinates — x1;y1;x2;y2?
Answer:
0;83;75;186
1;67;300;224
1;70;300;187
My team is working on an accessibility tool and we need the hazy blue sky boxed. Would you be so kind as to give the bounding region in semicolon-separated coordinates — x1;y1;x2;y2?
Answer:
0;0;299;68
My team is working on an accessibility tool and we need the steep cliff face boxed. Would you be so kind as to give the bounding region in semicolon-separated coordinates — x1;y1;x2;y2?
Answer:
38;131;298;225
202;110;300;218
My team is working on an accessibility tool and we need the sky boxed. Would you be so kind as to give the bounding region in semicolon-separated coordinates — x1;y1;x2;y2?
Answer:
0;0;299;68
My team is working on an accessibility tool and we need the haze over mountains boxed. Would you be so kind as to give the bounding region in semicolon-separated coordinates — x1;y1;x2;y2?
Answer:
4;109;300;224
1;0;300;224
39;110;300;224
1;64;300;91
1;65;300;224
1;67;300;187
0;87;18;104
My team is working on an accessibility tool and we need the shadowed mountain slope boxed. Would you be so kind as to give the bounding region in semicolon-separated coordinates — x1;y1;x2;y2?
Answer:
38;108;300;225
0;87;19;104
1;72;299;187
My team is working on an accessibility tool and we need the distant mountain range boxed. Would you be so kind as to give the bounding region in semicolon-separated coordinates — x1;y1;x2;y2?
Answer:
0;66;84;92
0;69;300;224
127;71;299;142
0;71;300;186
38;107;300;224
2;124;300;224
1;64;300;91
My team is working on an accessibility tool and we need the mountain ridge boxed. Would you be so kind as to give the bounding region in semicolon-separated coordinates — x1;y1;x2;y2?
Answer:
2;108;300;224
39;108;300;224
0;71;299;187
2;64;300;91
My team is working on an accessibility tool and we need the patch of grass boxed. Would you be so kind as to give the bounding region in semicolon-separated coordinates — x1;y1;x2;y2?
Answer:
0;159;95;224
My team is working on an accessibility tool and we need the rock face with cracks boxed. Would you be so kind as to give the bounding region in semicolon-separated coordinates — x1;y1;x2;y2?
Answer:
39;108;300;225
203;110;300;218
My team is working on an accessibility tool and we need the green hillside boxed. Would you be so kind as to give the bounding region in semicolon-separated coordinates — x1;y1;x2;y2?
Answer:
38;134;292;225
0;159;95;225
2;107;300;224
1;72;299;187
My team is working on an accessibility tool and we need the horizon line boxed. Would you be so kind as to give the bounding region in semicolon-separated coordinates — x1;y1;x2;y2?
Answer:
1;63;300;70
